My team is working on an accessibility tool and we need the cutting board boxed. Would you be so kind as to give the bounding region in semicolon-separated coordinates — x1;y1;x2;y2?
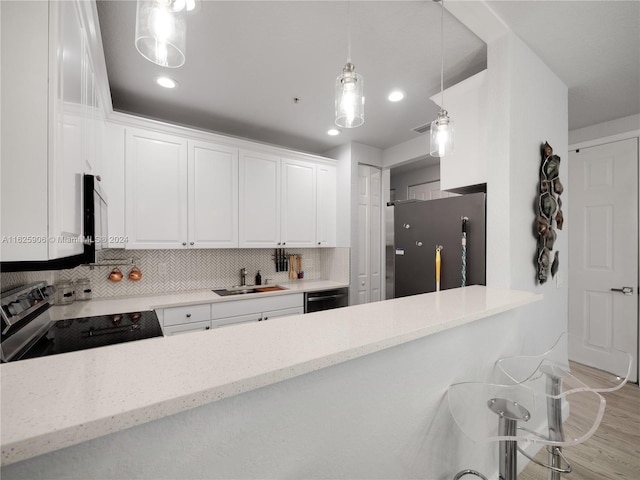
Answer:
255;286;285;293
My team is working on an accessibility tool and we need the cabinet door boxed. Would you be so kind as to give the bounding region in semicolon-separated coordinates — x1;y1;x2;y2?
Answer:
125;128;188;248
188;141;238;248
316;163;337;247
281;158;316;247
48;0;85;259
239;150;280;247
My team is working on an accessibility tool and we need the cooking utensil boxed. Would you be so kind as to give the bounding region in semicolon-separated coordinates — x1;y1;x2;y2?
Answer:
129;266;142;281
108;267;123;282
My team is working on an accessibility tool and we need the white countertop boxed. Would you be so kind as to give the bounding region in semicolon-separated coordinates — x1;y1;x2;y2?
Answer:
48;279;348;320
0;285;541;465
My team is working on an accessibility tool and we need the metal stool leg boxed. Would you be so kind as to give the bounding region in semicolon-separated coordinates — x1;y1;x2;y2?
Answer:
546;370;568;480
488;398;531;480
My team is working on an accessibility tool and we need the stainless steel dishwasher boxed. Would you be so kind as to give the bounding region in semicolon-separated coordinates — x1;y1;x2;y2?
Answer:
304;287;349;313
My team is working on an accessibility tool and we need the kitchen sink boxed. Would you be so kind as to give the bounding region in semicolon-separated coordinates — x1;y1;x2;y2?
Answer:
212;285;287;296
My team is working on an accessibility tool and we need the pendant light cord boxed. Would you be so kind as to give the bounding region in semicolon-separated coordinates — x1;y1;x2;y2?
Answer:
347;0;352;63
439;0;445;108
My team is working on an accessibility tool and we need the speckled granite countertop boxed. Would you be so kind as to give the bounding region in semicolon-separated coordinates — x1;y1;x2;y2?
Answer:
0;285;541;465
48;279;349;320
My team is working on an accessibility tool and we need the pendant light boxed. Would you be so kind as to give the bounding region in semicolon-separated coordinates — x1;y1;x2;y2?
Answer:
430;0;454;157
335;0;364;128
135;0;187;68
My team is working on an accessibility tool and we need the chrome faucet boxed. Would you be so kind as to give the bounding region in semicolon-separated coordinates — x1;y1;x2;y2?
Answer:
240;267;247;286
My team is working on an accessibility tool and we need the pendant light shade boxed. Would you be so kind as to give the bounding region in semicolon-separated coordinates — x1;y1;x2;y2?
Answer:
335;62;365;128
429;0;453;157
430;109;454;157
135;0;186;68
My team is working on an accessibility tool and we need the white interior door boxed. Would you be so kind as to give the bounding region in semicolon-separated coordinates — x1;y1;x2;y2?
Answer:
369;168;382;302
568;138;638;381
355;165;383;305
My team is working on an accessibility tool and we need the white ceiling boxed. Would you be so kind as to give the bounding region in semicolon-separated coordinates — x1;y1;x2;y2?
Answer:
97;1;640;156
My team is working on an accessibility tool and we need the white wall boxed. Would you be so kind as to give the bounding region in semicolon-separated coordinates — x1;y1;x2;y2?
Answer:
381;134;429;169
390;163;441;201
569;114;640;146
485;30;568;348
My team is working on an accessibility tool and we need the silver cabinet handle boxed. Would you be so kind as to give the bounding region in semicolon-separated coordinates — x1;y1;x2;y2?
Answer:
182;242;187;246
190;242;194;246
186;313;191;318
611;287;634;295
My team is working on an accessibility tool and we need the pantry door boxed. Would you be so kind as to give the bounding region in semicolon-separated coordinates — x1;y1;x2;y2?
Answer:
355;165;382;305
568;137;638;381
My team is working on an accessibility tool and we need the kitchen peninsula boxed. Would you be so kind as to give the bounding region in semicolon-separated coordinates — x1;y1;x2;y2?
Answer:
1;285;541;479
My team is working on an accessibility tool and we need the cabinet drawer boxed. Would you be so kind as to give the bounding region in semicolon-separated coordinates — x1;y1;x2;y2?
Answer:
212;293;303;319
262;306;303;321
211;313;263;329
163;320;211;336
162;304;211;326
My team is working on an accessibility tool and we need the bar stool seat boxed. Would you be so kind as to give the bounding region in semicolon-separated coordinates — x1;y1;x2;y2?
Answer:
494;332;632;394
447;379;606;480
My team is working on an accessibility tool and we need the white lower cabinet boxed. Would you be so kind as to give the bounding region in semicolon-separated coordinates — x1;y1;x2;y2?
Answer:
212;294;304;324
158;294;304;335
158;303;212;336
212;306;304;328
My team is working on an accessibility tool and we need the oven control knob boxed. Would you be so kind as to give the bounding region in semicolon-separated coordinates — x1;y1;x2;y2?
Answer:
130;312;142;322
112;314;123;324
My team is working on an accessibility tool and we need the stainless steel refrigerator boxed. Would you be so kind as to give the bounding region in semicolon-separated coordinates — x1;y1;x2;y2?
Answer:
387;192;486;298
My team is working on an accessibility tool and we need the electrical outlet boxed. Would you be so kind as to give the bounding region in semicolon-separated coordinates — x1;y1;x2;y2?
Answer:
158;263;168;277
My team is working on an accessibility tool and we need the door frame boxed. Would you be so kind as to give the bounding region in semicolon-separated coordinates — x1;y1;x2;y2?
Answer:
569;129;640;383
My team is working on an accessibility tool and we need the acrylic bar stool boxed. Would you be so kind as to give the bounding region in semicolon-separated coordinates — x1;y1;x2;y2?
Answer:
494;332;632;480
447;377;606;480
495;332;632;394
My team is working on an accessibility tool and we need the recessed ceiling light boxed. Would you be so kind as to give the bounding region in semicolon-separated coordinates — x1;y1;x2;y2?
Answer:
327;128;341;136
388;90;405;102
155;76;178;89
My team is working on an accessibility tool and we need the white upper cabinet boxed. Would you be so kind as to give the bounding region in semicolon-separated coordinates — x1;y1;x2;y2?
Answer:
281;158;317;247
49;0;85;259
125;128;188;249
316;162;337;247
125;130;241;249
431;70;488;192
189;141;239;248
239;150;281;248
239;150;336;248
1;0;100;262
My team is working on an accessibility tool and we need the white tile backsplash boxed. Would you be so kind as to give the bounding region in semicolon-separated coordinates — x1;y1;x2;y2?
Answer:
1;248;350;299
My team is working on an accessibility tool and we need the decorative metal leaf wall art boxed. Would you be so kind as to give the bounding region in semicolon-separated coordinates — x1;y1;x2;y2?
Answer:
535;142;563;283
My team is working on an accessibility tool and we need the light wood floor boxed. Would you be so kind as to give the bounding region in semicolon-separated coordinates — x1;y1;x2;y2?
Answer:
519;362;640;480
